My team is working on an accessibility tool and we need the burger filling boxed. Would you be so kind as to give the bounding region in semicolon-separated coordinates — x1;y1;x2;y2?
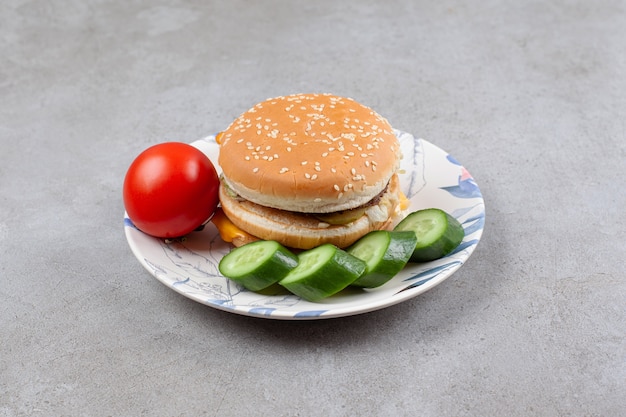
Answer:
219;176;397;227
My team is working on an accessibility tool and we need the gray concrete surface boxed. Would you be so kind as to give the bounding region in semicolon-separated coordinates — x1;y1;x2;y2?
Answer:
1;1;625;416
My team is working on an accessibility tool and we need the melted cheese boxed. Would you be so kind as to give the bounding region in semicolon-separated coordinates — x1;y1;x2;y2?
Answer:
211;208;253;243
399;191;410;210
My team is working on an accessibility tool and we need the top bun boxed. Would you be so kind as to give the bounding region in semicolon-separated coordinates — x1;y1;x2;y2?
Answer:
218;93;400;213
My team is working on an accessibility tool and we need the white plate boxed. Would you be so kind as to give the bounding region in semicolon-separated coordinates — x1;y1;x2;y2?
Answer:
124;130;485;320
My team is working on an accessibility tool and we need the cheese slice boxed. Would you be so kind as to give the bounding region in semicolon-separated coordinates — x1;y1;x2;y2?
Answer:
211;208;255;244
399;191;410;210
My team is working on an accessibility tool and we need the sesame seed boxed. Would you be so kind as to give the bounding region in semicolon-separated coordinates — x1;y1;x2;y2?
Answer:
253;167;259;173
314;166;321;172
311;174;318;180
333;184;340;191
301;161;308;165
305;173;311;179
351;168;356;175
279;167;289;174
314;198;322;202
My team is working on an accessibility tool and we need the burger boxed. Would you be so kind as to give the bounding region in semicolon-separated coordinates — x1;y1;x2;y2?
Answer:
216;93;404;249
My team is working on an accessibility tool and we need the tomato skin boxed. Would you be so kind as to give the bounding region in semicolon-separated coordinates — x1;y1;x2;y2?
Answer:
123;142;219;238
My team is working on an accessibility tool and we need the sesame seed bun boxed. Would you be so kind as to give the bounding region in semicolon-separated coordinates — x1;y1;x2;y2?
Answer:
217;93;403;249
218;93;401;213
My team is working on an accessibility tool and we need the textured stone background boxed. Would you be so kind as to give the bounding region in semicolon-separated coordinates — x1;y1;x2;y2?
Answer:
1;1;624;416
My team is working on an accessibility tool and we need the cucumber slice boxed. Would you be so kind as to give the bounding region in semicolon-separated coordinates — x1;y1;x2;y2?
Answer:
279;244;366;302
218;240;298;291
347;230;417;288
394;208;465;262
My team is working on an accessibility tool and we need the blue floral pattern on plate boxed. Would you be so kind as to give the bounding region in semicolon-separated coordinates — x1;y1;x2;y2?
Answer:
124;130;485;320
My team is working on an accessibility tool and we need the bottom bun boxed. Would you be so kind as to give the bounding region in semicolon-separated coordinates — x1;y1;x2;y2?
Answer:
219;174;402;249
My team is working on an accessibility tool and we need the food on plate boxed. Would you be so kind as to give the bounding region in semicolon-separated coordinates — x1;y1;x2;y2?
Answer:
278;244;366;302
215;93;405;249
394;208;465;262
347;230;417;288
218;240;298;291
123;142;219;238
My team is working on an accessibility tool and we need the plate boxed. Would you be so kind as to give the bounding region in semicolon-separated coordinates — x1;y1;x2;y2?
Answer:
124;130;485;320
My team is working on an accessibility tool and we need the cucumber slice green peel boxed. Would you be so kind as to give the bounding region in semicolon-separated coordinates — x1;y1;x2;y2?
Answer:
279;244;366;302
394;208;465;262
347;230;417;288
218;240;298;291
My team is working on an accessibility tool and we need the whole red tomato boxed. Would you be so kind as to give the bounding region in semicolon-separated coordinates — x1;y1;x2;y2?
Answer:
123;142;219;238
